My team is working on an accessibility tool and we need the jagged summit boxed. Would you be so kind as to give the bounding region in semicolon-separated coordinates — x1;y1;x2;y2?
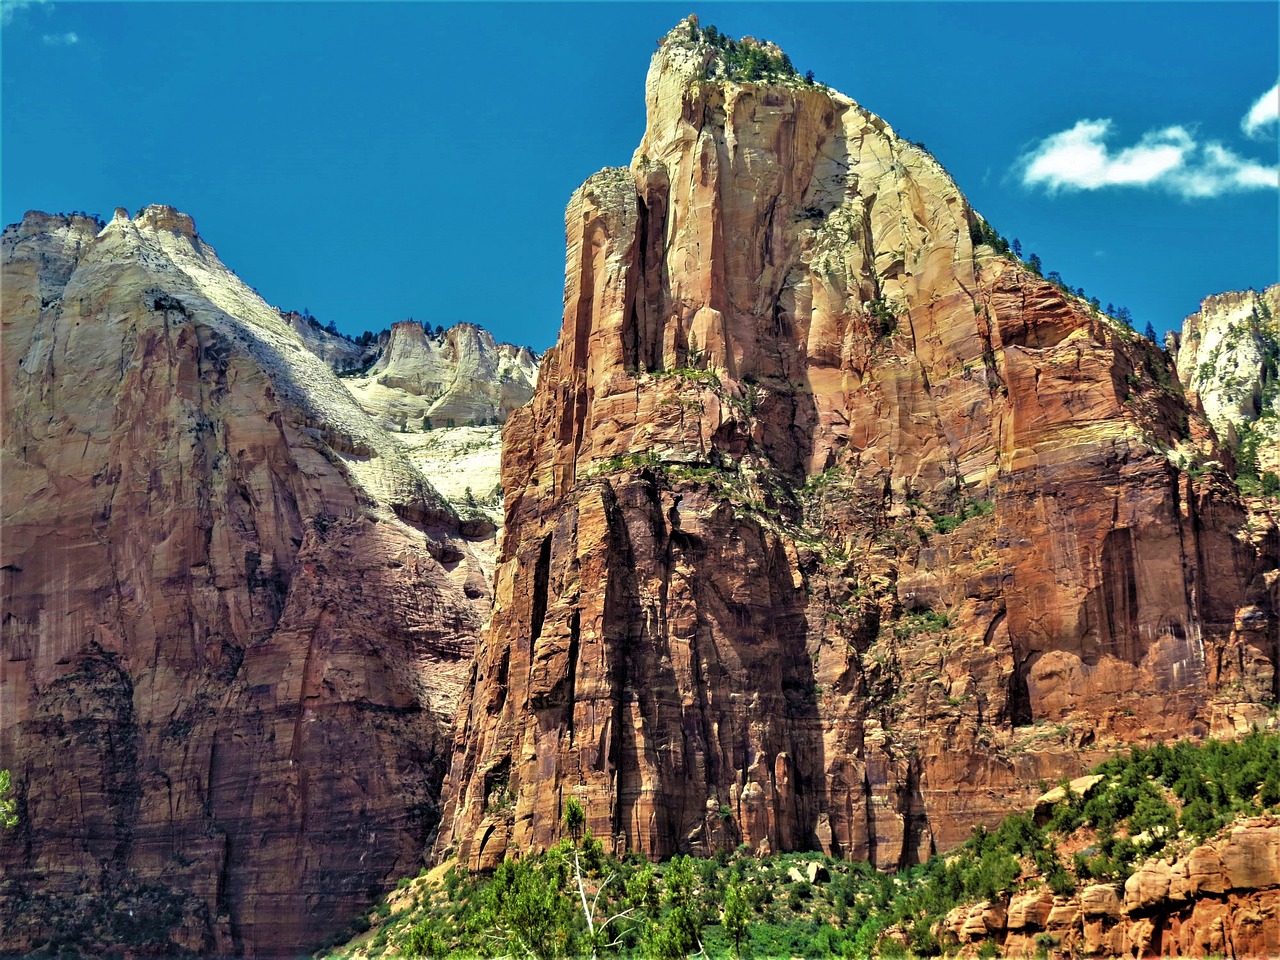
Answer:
131;203;199;237
358;320;538;428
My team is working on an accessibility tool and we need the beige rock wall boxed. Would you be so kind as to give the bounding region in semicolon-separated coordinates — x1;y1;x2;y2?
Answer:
1174;284;1280;475
349;320;538;431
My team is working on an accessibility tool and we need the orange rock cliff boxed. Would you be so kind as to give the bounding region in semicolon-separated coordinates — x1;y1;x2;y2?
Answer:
433;19;1278;872
0;19;1277;960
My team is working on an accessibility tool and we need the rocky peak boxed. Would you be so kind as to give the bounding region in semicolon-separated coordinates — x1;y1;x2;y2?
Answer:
2;212;104;308
1;207;487;955
651;16;794;86
352;319;539;429
434;22;1276;874
5;209;103;241
134;203;199;237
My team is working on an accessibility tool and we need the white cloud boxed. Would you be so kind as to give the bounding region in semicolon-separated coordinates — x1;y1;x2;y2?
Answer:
41;30;77;46
1;0;48;26
1242;81;1279;138
1019;118;1278;198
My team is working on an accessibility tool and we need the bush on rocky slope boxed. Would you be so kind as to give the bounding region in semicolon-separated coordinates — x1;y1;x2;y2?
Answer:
318;728;1279;960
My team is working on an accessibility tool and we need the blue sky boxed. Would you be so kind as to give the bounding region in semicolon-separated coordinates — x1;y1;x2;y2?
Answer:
3;2;1276;351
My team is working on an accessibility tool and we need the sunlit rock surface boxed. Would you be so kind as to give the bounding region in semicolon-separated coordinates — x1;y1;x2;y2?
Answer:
435;18;1279;874
0;207;487;957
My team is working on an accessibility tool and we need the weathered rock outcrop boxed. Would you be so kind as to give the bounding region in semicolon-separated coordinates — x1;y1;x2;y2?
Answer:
946;817;1280;958
0;208;486;957
331;322;536;547
281;308;382;374
347;320;538;432
435;20;1279;873
1173;284;1280;476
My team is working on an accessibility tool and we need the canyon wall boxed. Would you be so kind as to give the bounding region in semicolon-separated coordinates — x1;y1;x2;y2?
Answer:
435;19;1279;874
0;208;486;957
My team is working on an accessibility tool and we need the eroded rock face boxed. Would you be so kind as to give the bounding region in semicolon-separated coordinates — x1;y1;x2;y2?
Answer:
332;321;537;558
1173;285;1280;483
435;19;1278;873
0;208;486;957
1173;285;1280;468
948;817;1280;959
348;320;539;432
281;308;383;374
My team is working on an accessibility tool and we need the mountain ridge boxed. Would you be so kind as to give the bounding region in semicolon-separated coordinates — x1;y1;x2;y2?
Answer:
0;204;488;957
1;19;1277;960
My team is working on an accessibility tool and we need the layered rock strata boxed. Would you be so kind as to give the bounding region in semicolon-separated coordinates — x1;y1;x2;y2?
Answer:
435;19;1279;873
0;208;486;957
946;817;1280;958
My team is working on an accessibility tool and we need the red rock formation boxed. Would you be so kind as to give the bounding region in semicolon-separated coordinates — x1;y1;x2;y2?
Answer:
0;208;486;956
435;20;1278;873
947;817;1280;958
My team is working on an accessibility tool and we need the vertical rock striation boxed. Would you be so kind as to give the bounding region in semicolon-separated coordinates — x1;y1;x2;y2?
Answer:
0;208;486;956
436;20;1278;873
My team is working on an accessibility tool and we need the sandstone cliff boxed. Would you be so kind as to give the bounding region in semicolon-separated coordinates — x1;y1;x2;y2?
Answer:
280;308;383;374
334;321;537;551
346;320;538;432
435;19;1279;874
0;208;487;957
1173;284;1280;477
945;816;1280;959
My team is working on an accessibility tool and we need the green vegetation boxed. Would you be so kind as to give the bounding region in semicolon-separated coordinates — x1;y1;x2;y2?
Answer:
687;22;802;84
0;769;16;829
320;731;1280;960
1235;419;1280;498
588;451;663;477
1233;302;1280;496
908;497;994;535
968;218;1011;257
893;610;950;639
651;364;722;389
866;298;901;338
